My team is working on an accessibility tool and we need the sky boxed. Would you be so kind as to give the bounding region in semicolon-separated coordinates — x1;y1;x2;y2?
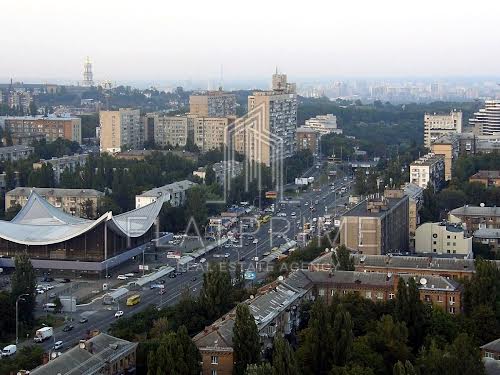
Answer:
1;0;499;84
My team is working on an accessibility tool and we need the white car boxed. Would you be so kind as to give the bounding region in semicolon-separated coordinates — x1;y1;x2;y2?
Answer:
291;212;296;217
115;310;124;318
124;273;135;277
252;256;259;262
224;253;230;258
53;341;63;350
199;258;207;263
213;254;222;258
252;239;259;244
117;275;127;280
36;289;45;294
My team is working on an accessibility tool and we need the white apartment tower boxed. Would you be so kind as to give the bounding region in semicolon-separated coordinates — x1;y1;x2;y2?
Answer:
424;110;462;148
469;100;500;135
409;153;445;191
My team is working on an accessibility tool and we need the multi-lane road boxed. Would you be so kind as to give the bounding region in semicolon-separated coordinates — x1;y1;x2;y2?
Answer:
32;173;353;353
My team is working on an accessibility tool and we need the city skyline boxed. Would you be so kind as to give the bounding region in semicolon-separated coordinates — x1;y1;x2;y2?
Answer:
1;0;499;83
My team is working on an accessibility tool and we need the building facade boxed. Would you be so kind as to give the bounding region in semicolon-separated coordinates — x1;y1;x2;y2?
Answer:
449;206;500;235
409;153;445;190
2;116;82;144
340;192;409;255
0;145;34;162
152;115;188;147
469;170;500;188
189;90;236;117
33;153;89;183
99;109;143;153
304;114;342;135
469;100;500;135
431;133;459;181
415;221;472;257
135;180;196;208
401;183;424;247
424;110;462;148
6;187;104;218
296;127;320;155
194;116;235;152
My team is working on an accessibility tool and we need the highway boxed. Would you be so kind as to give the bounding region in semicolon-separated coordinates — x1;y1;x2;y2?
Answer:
33;172;353;353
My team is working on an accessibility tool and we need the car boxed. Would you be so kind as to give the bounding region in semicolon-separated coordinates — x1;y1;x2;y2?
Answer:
244;242;250;246
213;254;222;258
79;318;88;324
117;275;127;280
168;273;177;278
252;239;259;244
252;256;259;262
45;285;54;290
291;212;296;217
42;276;54;282
263;251;271;256
304;202;309;206
191;277;197;282
62;325;74;332
124;273;135;278
150;284;162;289
36;289;45;294
315;200;319;205
224;253;230;258
53;341;63;350
159;288;166;295
114;311;124;318
61;278;71;283
240;256;245;261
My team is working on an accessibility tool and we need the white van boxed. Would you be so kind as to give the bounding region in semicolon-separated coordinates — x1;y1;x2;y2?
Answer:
1;344;16;357
54;341;63;350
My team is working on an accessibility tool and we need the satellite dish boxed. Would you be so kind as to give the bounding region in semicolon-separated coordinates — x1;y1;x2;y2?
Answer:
420;278;427;286
278;276;284;281
480;203;485;207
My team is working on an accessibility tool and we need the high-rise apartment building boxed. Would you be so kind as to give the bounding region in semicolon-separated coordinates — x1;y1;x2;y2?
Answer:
99;109;142;153
469;100;500;135
424;110;462;148
189;89;236;117
152;115;189;148
193;116;235;152
431;133;459;181
235;72;297;166
2;116;82;144
296;127;320;155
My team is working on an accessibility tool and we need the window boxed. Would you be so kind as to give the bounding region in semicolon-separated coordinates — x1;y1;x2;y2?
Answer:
424;295;431;302
437;295;442;302
449;307;455;314
433;241;437;245
318;289;325;296
211;370;218;375
447;235;450;239
449;296;455;303
376;292;383;300
485;352;494;359
365;291;372;299
211;356;218;365
389;293;395;300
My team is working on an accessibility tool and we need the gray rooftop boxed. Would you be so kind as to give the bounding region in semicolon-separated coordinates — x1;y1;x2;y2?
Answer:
7;187;104;198
343;196;407;218
138;180;196;197
30;333;137;375
482;338;500;353
474;228;500;239
450;205;500;218
0;145;34;153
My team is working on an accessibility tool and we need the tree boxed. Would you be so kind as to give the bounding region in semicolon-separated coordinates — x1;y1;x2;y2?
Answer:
199;262;233;321
332;306;354;367
420;183;439;222
245;363;273;375
5;164;16;191
272;336;299;375
233;303;261;375
354;169;368;195
332;245;354;271
53;296;63;313
5;203;22;220
11;253;37;323
185;186;208;231
80;199;95;219
393;361;416;375
205;164;216;185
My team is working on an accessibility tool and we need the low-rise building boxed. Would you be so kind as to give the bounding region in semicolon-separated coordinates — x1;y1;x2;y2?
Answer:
30;333;137;375
296;127;320;155
309;252;479;280
340;192;409;255
409;153;445;191
415;221;472;257
304;114;342;135
474;228;500;252
5;132;45;146
6;187;104;218
33;154;89;183
0;145;34;162
469;170;500;188
135;180;196;208
449;205;500;235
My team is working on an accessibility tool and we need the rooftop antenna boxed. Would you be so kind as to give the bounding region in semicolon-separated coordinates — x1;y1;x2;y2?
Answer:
219;64;224;91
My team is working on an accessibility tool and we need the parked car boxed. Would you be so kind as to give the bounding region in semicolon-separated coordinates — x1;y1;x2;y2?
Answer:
252;239;259;244
79;317;88;324
62;325;74;332
53;341;63;350
1;345;17;357
117;275;127;280
124;273;135;278
169;273;177;278
114;311;124;318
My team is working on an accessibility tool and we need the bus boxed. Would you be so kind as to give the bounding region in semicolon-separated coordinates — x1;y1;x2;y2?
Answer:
126;294;141;306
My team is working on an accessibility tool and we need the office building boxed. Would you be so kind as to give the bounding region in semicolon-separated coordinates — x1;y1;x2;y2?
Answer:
99;109;143;153
296;126;320;155
33;154;89;183
424;110;462;148
30;333;137;375
135;180;196;208
415;221;472;257
449;205;500;235
194;116;235;152
6;187;104;218
2;116;82;144
431;133;459;180
0;145;34;162
469;100;500;135
340;192;409;255
235;72;297;166
469;170;500;188
0;191;165;272
189;89;236;117
409;153;445;191
304;114;342;135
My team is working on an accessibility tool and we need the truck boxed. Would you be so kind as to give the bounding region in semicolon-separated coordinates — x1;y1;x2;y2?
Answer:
34;326;53;343
1;344;16;357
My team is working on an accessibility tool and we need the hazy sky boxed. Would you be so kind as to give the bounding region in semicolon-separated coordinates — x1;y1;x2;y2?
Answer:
1;0;499;83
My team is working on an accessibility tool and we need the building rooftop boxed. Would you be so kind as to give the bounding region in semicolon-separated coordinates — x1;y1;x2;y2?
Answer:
0;145;34;153
450;205;500;218
402;183;424;200
410;153;444;166
30;333;137;375
138;180;196;197
7;187;104;198
470;170;500;179
474;228;500;239
2;115;80;121
296;126;319;134
481;338;500;353
433;133;459;144
343;195;407;218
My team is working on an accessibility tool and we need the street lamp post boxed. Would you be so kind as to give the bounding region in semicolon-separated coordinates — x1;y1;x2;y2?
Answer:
16;293;29;345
